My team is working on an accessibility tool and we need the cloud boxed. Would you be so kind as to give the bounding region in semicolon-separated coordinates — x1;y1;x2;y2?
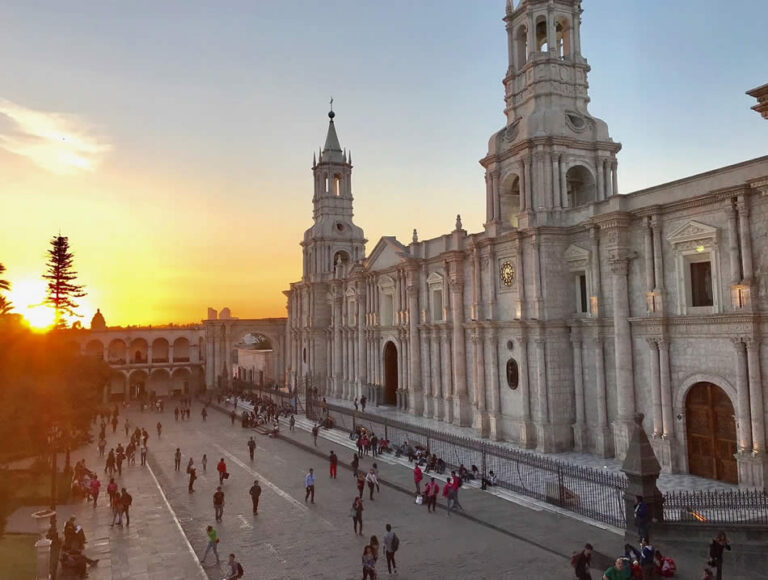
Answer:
0;98;110;175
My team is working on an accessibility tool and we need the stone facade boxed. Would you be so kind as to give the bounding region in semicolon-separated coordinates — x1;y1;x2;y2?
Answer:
282;0;768;488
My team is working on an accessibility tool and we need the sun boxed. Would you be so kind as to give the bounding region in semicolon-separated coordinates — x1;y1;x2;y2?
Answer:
7;278;55;331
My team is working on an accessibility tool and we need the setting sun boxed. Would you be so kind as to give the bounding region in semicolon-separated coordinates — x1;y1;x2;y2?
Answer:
7;278;55;330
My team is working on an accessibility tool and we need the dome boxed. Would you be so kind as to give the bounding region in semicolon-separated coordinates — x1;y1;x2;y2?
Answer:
90;308;106;331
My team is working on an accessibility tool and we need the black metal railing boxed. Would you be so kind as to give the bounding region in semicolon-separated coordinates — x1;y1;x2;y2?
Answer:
314;401;628;528
663;489;768;525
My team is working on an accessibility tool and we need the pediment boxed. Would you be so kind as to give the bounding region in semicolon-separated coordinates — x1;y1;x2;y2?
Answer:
564;244;590;262
366;236;408;272
426;271;443;286
667;220;718;244
377;274;395;289
345;287;357;298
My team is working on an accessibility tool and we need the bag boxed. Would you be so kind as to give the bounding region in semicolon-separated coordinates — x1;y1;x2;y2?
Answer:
415;494;423;505
349;508;356;518
224;472;230;479
570;552;580;568
236;562;244;578
391;534;399;552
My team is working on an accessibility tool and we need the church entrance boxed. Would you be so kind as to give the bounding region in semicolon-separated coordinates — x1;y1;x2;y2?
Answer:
383;342;398;406
685;382;738;484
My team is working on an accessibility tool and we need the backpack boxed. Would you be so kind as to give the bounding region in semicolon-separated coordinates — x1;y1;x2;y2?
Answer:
124;493;133;506
236;562;244;578
455;477;463;488
570;552;580;568
391;534;400;552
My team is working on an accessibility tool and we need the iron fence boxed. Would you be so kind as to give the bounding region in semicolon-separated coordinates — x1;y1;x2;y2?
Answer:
314;401;628;528
663;489;768;525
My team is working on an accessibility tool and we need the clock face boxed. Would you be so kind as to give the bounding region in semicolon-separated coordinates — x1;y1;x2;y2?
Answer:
500;261;515;287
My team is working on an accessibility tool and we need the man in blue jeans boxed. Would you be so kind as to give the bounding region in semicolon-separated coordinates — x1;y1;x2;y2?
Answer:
305;468;315;503
200;525;220;566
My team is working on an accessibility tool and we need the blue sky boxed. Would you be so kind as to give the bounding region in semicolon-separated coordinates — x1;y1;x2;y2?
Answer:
0;0;765;324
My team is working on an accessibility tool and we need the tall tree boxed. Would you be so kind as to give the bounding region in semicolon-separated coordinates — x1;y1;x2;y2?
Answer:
0;263;11;315
43;235;86;328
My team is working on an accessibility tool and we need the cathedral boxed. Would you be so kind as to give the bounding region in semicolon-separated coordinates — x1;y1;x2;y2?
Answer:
282;0;768;488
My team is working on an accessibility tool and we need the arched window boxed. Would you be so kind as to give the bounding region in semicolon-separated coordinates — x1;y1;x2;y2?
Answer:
535;16;548;52
556;19;571;58
506;359;519;390
515;25;528;68
500;173;521;228
566;165;596;206
333;175;341;196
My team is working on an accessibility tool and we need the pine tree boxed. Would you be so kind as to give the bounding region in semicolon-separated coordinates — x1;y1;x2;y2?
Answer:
43;235;86;328
0;263;11;315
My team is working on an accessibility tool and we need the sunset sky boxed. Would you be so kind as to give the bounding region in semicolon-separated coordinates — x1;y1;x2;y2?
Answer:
1;0;765;327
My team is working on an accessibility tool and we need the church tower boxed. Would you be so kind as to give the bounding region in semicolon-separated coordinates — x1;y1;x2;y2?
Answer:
481;0;621;231
302;108;366;282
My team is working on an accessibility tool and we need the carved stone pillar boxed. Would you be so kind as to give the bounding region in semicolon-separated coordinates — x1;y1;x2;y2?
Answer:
571;330;587;450
407;273;422;415
727;203;742;285
733;338;752;452
421;329;432;418
745;339;765;453
518;334;535;449
651;215;664;312
332;287;343;398
472;329;488;437
658;339;673;439
534;336;553;452
647;338;662;436
430;331;442;420
486;327;502;440
593;336;613;457
738;196;754;282
450;274;469;426
441;329;453;423
610;255;636;459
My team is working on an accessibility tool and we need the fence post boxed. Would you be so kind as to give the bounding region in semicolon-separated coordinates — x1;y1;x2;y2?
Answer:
557;465;564;506
427;434;431;453
385;422;388;442
481;443;487;490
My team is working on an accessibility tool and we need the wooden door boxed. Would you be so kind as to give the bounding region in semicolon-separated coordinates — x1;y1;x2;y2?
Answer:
686;382;738;484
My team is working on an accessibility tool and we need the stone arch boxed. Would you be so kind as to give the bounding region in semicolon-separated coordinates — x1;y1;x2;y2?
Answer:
173;337;190;362
85;339;104;359
128;369;148;400
674;373;738;414
171;367;191;396
382;340;398;406
555;17;572;58
515;24;528;68
152;338;169;363
565;164;596;206
500;172;521;228
149;368;171;397
535;14;548;51
107;339;126;364
108;372;127;401
129;338;148;364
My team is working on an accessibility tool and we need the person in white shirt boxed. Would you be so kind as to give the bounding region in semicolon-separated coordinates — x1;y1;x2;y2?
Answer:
365;468;378;500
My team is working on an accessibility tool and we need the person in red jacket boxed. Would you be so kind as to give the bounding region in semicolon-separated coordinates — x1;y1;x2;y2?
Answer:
413;464;423;495
424;477;440;513
217;458;227;485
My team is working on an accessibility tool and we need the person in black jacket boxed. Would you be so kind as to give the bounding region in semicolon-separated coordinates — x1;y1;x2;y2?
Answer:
708;532;731;580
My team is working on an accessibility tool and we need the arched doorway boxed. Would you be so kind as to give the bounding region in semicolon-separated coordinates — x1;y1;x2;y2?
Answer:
686;382;737;484
383;342;398;406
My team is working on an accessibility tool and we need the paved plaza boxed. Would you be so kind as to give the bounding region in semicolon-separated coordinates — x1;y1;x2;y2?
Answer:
8;400;755;579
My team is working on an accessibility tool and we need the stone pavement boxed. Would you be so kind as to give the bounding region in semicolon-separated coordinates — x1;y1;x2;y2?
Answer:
6;410;207;580
322;396;736;492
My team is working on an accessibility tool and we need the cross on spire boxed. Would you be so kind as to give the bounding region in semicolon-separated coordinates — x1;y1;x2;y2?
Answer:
329;97;334;112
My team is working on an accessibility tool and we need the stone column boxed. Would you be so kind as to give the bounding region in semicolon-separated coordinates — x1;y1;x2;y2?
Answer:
611;256;636;458
727;203;742;285
430;330;442;420
594;336;613;457
733;338;753;452
745;339;765;453
407;273;423;415
651;215;664;309
357;290;366;402
486;327;502;440
571;330;587;450
441;328;453;423
647;339;662;436
560;156;568;207
518;161;527;212
738;196;754;282
544;151;553;208
596;157;605;202
518;334;534;448
472;328;488;437
603;159;611;200
534;337;552;452
332;289;343;398
450;274;469;426
590;227;601;316
523;156;532;212
552;154;561;209
485;173;493;224
611;160;618;196
644;219;655;295
658;339;673;438
515;235;526;319
493;170;502;226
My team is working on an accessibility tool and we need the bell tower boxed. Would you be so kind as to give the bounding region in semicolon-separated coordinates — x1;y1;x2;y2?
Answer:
301;107;366;282
481;0;621;231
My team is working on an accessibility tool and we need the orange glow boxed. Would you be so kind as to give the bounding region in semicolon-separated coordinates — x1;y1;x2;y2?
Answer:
7;279;55;330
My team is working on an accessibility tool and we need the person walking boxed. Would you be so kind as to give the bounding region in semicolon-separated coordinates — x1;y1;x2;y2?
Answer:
97;438;106;457
351;453;360;477
187;457;194;474
356;470;366;499
224;553;244;579
201;407;208;421
708;531;731;580
156;422;162;437
213;487;225;522
289;414;295;432
360;395;367;412
601;558;624;580
217;458;227;485
361;544;376;580
119;488;132;526
140;443;147;466
351;496;364;536
105;449;116;475
329;451;338;479
305;468;316;503
202;454;207;472
200;525;220;566
366;468;378;501
174;448;181;471
312;424;319;446
106;478;118;509
383;523;399;575
424;477;439;513
247;437;256;461
413;464;423;496
188;466;197;493
90;475;101;508
249;480;261;515
571;543;593;580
